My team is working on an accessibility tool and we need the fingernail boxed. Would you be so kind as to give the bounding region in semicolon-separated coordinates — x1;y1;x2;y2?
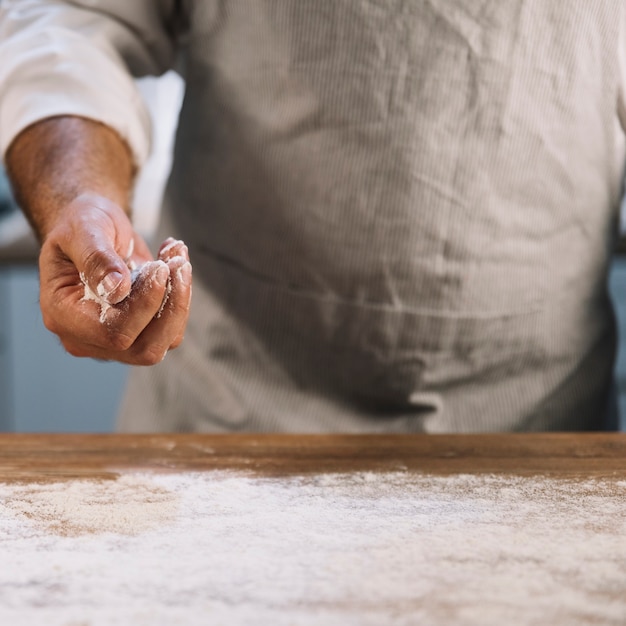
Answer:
155;263;170;286
99;271;123;298
180;262;192;286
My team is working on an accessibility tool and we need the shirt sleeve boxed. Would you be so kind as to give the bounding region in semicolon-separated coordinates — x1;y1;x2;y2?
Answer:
0;0;182;168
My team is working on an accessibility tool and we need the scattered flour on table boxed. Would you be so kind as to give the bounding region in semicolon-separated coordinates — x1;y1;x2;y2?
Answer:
1;475;177;536
1;471;626;626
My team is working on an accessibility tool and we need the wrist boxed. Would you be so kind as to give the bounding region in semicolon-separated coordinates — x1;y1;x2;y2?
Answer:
4;116;134;242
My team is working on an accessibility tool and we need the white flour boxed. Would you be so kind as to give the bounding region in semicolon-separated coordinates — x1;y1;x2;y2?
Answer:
79;272;114;323
80;261;167;323
1;471;625;626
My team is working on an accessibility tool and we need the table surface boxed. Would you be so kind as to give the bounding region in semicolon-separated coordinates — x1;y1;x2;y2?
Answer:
0;432;625;480
1;433;626;626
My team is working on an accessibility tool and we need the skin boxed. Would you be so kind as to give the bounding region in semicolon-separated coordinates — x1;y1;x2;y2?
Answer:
5;115;192;365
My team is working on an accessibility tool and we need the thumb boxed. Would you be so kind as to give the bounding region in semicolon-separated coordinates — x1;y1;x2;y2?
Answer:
80;239;132;305
59;194;135;304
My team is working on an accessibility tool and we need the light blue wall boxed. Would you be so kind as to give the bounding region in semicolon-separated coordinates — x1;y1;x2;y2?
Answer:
609;257;626;431
0;272;11;430
0;267;127;432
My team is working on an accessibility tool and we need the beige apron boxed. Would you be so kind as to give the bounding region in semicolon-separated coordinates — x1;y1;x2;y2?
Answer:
119;1;625;432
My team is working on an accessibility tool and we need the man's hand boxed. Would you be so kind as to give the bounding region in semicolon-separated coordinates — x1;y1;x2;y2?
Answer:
39;194;192;364
5;116;192;365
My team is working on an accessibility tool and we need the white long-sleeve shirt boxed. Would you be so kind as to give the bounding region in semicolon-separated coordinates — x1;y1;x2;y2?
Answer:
1;0;626;432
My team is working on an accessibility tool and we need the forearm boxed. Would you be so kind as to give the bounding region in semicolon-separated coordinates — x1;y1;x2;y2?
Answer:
5;115;136;242
2;113;191;365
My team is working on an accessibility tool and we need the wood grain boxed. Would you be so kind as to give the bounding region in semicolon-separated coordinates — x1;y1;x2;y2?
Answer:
0;433;625;481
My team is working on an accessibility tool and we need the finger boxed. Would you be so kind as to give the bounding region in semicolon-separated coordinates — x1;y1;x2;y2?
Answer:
99;261;171;349
61;258;191;365
158;238;189;263
60;335;161;365
48;259;169;353
166;255;193;348
56;195;136;304
124;255;192;363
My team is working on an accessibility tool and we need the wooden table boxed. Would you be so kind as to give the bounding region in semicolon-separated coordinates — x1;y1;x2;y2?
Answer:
2;432;626;479
0;433;625;625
